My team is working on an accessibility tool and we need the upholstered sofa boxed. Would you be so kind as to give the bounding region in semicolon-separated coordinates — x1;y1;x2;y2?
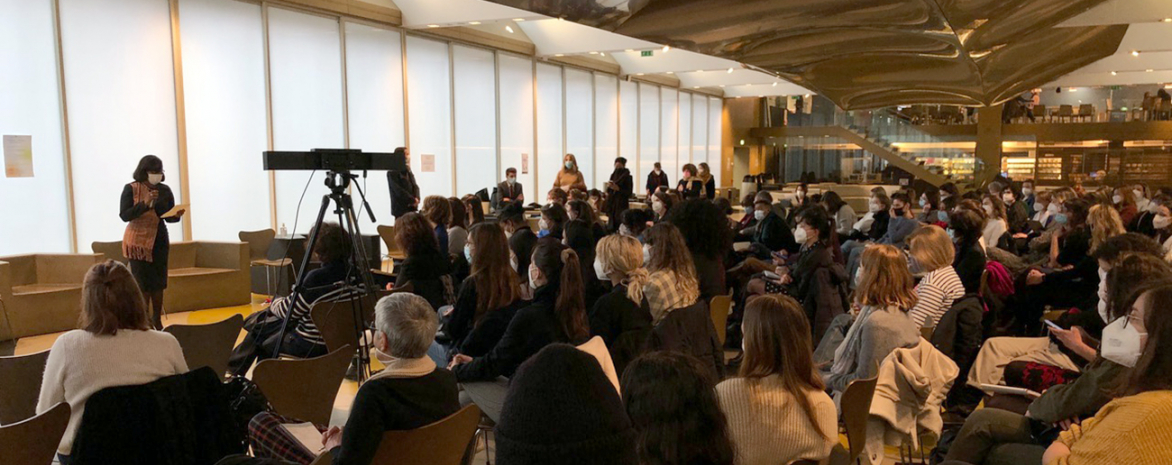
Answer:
91;241;251;315
0;253;104;339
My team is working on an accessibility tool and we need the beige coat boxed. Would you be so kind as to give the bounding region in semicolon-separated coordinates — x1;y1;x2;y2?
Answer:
861;338;959;465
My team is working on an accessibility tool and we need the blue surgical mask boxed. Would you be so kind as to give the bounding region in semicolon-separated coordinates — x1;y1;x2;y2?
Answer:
464;245;473;264
946;228;956;240
919;199;928;208
937;211;949;223
1054;213;1068;225
565;161;574;170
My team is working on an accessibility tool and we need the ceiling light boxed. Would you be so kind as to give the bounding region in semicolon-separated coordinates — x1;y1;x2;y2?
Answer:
1148;69;1155;72
637;73;645;76
1163;18;1172;23
719;84;726;88
589;51;598;55
1111;71;1118;76
625;49;634;52
555;53;564;57
772;82;778;87
427;24;439;28
662;46;670;53
1069;87;1078;92
727;68;734;73
1132;50;1140;56
514;18;525;22
468;21;481;25
693;86;699;89
666;71;674;74
599;52;605;57
505;25;514;33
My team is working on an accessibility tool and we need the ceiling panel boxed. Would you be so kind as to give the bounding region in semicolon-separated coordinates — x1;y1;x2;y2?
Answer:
1058;0;1172;27
517;18;659;56
676;69;779;88
722;82;814;98
394;0;543;28
609;48;739;74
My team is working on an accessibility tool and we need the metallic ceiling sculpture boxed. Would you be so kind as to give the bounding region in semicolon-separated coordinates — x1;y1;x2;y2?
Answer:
488;0;1127;109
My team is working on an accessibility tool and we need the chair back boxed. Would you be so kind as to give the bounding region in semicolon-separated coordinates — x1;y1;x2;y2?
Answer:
709;292;733;346
310;295;378;353
238;229;277;261
377;225;405;259
0;402;70;465
920;325;935;340
91;241;126;263
1058;104;1073;117
253;346;353;426
1078;104;1094;118
1034;104;1046;119
310;405;482;465
0;350;51;424
164;314;245;376
840;375;879;464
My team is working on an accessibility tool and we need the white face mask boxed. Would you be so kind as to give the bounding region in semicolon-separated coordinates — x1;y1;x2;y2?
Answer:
1113;195;1124;205
507;177;516;185
1034;202;1047;214
983;204;995;216
464;245;473;264
796;190;806;199
528;264;544;290
565;161;574;170
1100;315;1146;368
1047;202;1061;215
854;265;864;287
946;228;957;240
754;210;766;221
1097;267;1110;323
1155;214;1172;230
869;201;882;213
1022;188;1034;196
652;201;665;215
539;219;549;231
793;226;809;243
619;224;632;237
593;258;609;281
642;244;652;267
1002;193;1014;204
147;173;163;185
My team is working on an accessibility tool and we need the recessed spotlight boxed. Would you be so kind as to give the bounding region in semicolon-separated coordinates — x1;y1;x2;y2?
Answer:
625;49;634;52
427;24;439;28
589;51;598;55
468;21;481;25
637;73;645;76
514;18;525;22
555;53;564;57
1148;69;1155;72
693;86;699;89
719;84;726;88
1163;18;1172;23
505;25;514;33
599;52;605;57
1132;50;1141;56
666;71;674;74
727;67;734;74
662;45;670;53
1111;71;1118;76
772;82;778;87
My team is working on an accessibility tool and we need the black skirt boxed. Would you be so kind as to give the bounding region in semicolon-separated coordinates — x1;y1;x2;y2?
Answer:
130;224;170;292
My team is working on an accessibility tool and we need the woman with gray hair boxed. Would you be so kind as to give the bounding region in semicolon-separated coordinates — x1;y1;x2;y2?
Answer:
226;293;460;465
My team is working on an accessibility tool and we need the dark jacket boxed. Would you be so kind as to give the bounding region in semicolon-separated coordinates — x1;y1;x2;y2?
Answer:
443;276;523;358
753;211;799;255
1025;360;1129;423
702;176;716;200
677;179;702;199
509;227;538;285
788;242;849;344
494;180;524;210
648;300;724;380
693;254;727;302
868;210;891;241
954;241;986;294
930;293;984;407
71;367;242;465
646;170;669;196
395;249;454;310
588;284;653;375
387;169;419;218
331;369;461;465
1006;201;1030;233
1129;210;1156;236
453;286;582;382
605;168;633;231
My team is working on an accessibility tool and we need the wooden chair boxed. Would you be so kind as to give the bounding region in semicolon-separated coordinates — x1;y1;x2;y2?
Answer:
1057;104;1073;123
833;375;879;465
164;314;245;377
1077;104;1094;122
310;404;482;465
376;225;407;262
310;296;378;354
1033;104;1047;122
0;350;50;424
252;346;353;426
920;325;935;340
240;229;292;295
709;292;733;347
0;402;70;465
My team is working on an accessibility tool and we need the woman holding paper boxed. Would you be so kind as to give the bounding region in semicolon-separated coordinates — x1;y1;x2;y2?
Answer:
120;155;185;329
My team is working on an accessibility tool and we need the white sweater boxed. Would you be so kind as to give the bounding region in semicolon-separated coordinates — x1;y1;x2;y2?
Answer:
716;375;838;465
36;329;188;455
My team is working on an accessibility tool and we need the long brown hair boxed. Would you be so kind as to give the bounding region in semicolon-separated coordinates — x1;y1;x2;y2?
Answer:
531;238;589;342
394;212;440;258
645;223;699;292
1122;281;1172;395
81;260;151;335
739;294;828;440
446;197;467;229
468;223;519;323
854;244;917;309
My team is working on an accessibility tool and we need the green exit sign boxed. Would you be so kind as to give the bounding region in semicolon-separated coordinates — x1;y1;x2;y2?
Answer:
641;50;653;57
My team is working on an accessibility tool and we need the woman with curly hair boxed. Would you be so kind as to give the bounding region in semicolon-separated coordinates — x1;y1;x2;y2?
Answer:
1088;203;1126;254
666;199;733;301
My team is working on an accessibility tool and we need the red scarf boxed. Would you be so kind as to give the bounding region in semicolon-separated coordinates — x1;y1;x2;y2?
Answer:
122;182;159;262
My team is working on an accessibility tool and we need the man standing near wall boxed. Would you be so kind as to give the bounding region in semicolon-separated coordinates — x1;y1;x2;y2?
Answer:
387;147;419;220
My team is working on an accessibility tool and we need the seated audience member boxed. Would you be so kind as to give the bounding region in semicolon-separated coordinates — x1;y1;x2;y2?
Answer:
906;225;966;329
642;223;701;325
446;197;468;258
564;219;605;308
619;207;655;241
823;244;919;394
451;238;590;382
736;193;759;232
845;192;916;281
1001;184;1030;233
1020;179;1036;211
1130;192;1162;236
846;191;891;242
225;293;459;465
461;194;485;227
950;209;988;294
981;194;1009;249
1024;187;1075;258
667;199;734;301
748;198;799;257
651;191;674;223
713;197;739;230
496;344;637;465
1030;190;1054;227
546;187;568;206
421;195;451;254
1112;186;1139;226
390;213;455;310
435;223;523;366
917;189;943;225
622;352;736;465
785;183;810;227
494;167;524;209
537;202;569;240
567;199;607;241
587;188;604;212
229;223;357;375
823;191;857;237
498;203;536;286
1131;182;1150;213
716;294;836;465
1039;282;1172;465
1020;199;1097;331
589;235;653;374
940;181;960;203
37;260;188;462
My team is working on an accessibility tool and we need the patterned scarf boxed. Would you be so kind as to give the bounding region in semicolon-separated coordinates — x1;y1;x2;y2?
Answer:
123;182;159;262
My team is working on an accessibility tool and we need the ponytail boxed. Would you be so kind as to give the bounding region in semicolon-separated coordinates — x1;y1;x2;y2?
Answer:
556;248;590;342
625;268;649;304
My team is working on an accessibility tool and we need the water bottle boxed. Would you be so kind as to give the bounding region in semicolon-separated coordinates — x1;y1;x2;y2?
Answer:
279;223;287;237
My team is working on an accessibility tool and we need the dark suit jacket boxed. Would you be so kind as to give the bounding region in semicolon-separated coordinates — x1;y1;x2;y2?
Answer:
494;181;524;210
606;168;633;230
646;170;669;195
387;169;419;218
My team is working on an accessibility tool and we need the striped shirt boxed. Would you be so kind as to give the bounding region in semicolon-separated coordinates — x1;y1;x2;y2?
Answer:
271;284;365;347
908;266;966;328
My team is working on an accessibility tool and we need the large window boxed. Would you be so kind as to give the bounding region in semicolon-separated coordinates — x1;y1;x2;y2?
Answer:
619;80;639;189
498;53;535;197
565;68;594;189
406;36;454;199
594;73;619;183
679;92;692;167
535;63;563;197
692;94;709;169
61;0;182;248
181;0;269;242
0;0;71;254
661;88;679;180
709;97;723;187
453;45;497;197
639;84;660;190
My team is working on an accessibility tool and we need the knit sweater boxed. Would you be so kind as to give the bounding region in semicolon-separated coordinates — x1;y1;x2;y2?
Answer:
1051;390;1172;465
908;266;966;328
36;329;188;454
716;376;838;465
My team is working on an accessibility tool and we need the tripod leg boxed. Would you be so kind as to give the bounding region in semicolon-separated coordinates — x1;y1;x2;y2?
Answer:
271;194;332;359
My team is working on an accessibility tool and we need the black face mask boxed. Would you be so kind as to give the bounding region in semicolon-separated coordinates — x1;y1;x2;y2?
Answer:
892;208;905;217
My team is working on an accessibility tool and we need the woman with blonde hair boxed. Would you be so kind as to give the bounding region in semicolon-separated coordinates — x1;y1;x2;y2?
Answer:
824;244;919;394
716;294;837;465
697;162;717;200
906;225;966;328
589;234;653;373
552;153;587;192
1088;203;1126;254
643;223;700;323
37;260;188;461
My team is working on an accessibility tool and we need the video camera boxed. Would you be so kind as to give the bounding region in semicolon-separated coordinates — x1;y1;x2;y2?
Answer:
263;148;406;172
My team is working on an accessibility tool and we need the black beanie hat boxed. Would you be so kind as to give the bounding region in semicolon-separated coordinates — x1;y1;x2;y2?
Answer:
495;344;637;465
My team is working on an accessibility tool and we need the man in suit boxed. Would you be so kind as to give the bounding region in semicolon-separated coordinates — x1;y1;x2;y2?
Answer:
493;167;524;210
387;147;419;219
604;157;633;232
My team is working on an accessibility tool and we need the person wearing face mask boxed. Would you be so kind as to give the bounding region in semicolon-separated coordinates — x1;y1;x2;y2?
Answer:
1112;187;1138;226
784;183;810;228
564;219;606;309
537;203;568;240
120;155;185;330
646;161;670;198
697;162;717;200
676;163;703;200
432;223;525;367
1002;185;1030;234
1030;190;1054;227
1128;192;1162;236
980;194;1010;249
749;199;799;258
650;191;673;223
493;167;524;210
915;189;942;225
1020;179;1037;212
1131;183;1150;214
388;213;455;311
498;203;537;288
450;238;591;382
905;226;965;329
587;235;653;374
604;157;634;232
553;153;587;193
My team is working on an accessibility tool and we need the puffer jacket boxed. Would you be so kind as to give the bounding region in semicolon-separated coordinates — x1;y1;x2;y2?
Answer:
648;300;724;380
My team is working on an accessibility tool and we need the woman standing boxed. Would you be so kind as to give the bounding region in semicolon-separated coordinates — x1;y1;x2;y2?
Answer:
646;162;670;198
120;155;184;329
698;162;717;200
553;154;587;193
676;163;703;200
